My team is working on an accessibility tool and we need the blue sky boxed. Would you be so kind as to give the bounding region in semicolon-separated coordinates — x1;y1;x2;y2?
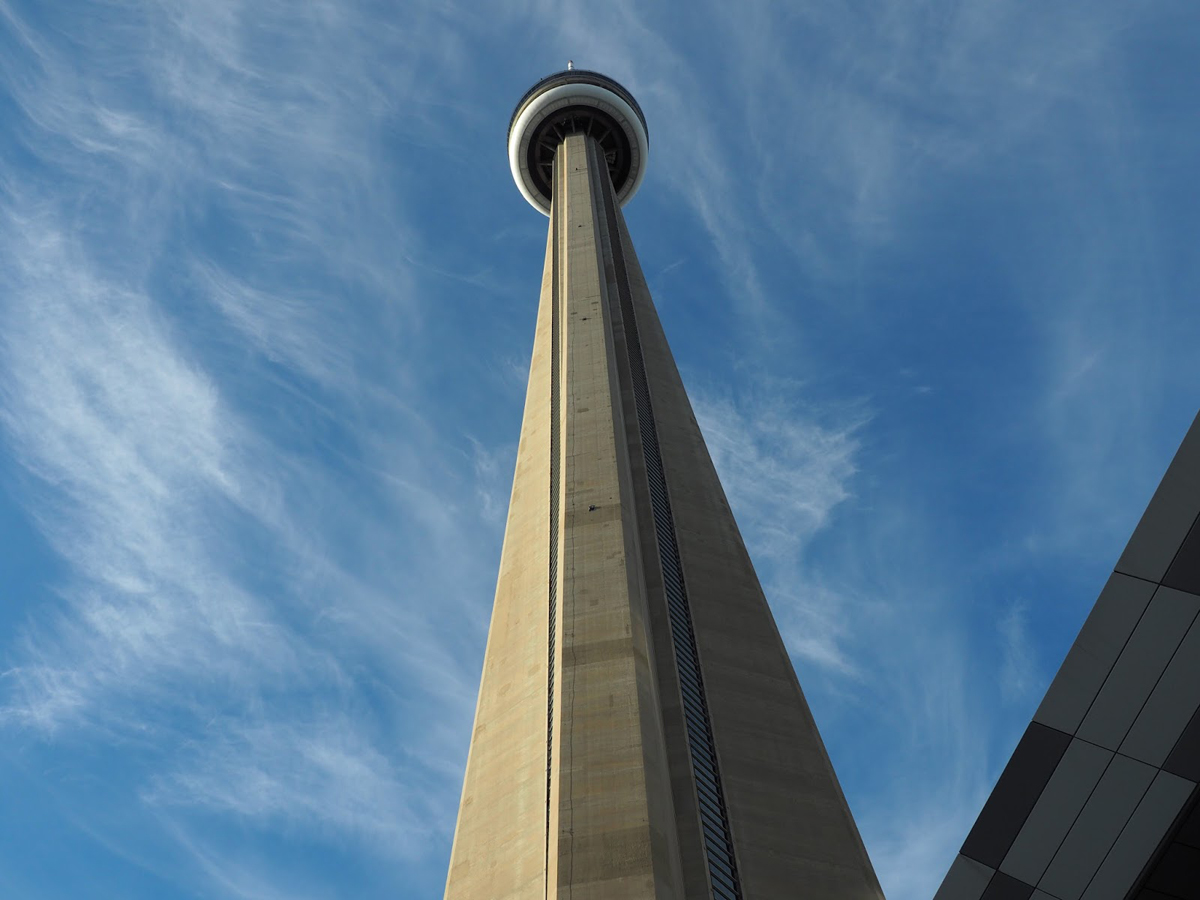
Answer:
1;2;1198;898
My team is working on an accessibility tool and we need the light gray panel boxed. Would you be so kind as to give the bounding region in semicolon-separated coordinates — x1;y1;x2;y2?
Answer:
1039;754;1156;900
1000;740;1112;884
1076;588;1200;750
1116;412;1200;582
1034;575;1157;734
1121;607;1200;765
935;854;995;900
1079;770;1194;900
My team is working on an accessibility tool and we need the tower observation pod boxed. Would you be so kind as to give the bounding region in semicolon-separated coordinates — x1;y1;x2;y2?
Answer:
508;70;649;216
445;69;885;900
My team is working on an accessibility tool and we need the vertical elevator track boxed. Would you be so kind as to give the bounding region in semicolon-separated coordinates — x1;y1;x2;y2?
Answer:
589;139;743;900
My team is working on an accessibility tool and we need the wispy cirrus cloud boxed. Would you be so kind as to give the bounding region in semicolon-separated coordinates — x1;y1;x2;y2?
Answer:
692;383;866;675
999;600;1039;704
145;712;438;853
0;220;290;726
0;1;498;896
694;387;863;555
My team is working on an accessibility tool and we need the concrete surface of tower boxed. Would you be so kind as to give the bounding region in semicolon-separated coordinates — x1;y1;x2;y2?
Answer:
443;68;885;900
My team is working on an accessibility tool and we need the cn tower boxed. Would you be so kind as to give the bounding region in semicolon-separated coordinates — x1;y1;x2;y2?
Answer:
444;68;884;900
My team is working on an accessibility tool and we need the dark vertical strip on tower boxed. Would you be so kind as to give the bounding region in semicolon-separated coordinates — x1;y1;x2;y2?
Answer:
544;148;562;898
588;138;743;900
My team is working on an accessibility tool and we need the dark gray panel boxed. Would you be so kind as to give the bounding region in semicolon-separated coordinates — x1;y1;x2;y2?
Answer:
1040;754;1156;900
1131;796;1200;900
1161;513;1200;600
935;855;997;900
1117;412;1200;583
1165;706;1200;781
1164;516;1200;596
1177;800;1200;848
1145;844;1200;899
981;872;1036;900
1034;575;1157;735
1001;739;1112;884
961;724;1072;867
1077;588;1200;751
1122;614;1200;766
1081;771;1194;900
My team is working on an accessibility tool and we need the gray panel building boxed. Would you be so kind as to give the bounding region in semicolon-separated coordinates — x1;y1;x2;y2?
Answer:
935;412;1200;900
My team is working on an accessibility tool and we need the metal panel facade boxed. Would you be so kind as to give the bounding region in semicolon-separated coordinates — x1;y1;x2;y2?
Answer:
935;411;1200;900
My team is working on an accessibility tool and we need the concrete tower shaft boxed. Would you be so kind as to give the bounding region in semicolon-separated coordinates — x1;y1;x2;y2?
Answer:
445;73;883;900
447;133;682;900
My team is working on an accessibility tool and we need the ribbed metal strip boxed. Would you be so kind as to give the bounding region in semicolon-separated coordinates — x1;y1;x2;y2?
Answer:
588;137;743;900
